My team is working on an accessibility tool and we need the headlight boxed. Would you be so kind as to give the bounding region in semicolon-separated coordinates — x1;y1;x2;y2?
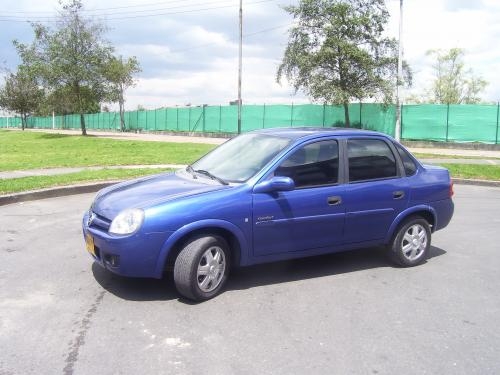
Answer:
109;209;145;235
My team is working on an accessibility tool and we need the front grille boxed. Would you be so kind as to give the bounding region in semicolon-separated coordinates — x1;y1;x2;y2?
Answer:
89;211;111;232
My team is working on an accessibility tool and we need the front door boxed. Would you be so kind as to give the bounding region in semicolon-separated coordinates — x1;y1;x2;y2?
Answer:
252;139;346;256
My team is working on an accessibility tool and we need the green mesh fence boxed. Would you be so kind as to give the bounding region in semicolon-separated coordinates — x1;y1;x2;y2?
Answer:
401;104;500;143
0;117;19;127
1;103;499;143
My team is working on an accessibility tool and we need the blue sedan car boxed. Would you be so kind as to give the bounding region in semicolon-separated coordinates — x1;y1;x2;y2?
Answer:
83;128;454;301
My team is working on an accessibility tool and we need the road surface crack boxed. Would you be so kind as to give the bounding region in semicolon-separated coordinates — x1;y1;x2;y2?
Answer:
62;290;106;375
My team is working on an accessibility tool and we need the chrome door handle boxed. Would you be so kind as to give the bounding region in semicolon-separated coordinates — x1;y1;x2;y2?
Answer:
327;196;342;205
393;191;405;199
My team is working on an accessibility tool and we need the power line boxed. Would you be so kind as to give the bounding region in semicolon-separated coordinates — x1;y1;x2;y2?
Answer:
0;0;288;62
168;24;291;54
1;0;235;18
244;23;291;37
91;0;236;16
0;0;276;22
106;0;253;20
1;0;217;14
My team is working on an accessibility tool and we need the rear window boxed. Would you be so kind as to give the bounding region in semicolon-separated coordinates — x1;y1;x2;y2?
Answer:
348;139;397;182
394;143;418;176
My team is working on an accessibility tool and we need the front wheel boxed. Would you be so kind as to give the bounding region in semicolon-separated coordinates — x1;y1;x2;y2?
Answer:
389;217;431;267
174;235;230;301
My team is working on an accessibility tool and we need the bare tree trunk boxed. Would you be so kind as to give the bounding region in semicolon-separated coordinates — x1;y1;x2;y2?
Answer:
80;113;87;136
119;100;125;132
337;47;350;128
75;82;87;136
21;113;26;131
343;101;350;128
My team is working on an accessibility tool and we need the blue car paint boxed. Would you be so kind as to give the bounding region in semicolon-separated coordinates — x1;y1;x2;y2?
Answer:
83;128;454;278
83;214;171;278
91;172;231;219
153;219;250;278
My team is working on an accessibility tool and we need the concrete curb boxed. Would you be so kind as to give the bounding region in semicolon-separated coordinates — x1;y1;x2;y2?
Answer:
0;181;119;206
452;178;500;187
0;164;184;180
1;178;499;207
404;140;500;151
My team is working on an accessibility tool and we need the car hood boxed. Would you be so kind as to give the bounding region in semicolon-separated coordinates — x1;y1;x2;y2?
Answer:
91;172;230;219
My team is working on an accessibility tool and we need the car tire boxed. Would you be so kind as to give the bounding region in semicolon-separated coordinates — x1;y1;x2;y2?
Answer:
174;235;230;301
389;216;431;267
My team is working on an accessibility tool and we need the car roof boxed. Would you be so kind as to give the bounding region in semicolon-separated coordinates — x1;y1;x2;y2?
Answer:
251;127;389;142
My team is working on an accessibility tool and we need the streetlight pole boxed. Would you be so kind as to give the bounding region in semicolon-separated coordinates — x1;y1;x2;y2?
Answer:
237;0;243;134
395;0;403;141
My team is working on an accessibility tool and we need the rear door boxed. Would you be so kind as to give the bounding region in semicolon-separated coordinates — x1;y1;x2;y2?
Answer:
342;137;409;244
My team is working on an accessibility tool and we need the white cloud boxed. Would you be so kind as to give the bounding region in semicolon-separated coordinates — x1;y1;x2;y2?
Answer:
1;0;500;108
184;25;232;47
386;0;500;102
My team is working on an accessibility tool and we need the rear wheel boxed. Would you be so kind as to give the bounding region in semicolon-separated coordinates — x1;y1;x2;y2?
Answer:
389;217;431;267
174;235;230;301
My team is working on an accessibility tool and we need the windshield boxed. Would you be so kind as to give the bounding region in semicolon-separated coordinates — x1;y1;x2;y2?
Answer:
190;133;291;183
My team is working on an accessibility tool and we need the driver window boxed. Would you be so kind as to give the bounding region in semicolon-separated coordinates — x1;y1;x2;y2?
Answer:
274;140;339;188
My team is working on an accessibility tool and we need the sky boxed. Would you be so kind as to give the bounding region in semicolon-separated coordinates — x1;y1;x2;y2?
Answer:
1;0;500;112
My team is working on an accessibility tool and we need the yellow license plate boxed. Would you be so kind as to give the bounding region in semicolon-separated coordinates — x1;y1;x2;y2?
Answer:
85;233;96;256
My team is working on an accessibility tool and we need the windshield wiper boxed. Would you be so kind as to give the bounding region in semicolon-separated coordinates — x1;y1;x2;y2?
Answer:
193;169;228;185
186;165;197;179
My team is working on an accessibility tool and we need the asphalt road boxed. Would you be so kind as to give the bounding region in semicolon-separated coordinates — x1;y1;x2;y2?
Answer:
1;185;499;375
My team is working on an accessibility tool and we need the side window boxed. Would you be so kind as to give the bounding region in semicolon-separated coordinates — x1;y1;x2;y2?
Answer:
275;140;339;188
348;139;397;182
394;143;418;176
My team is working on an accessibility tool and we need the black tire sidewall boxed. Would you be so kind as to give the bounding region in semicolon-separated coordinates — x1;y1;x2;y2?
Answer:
174;235;231;301
391;217;431;267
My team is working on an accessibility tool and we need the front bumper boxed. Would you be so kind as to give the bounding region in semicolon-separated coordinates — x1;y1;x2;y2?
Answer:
82;211;171;279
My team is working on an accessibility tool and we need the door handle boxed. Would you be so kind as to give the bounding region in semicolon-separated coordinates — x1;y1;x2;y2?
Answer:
393;191;405;199
327;196;342;205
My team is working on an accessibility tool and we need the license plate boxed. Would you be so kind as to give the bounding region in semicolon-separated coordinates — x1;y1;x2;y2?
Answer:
85;233;96;256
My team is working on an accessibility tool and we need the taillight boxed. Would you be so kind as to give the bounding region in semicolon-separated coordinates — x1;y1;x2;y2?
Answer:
449;181;454;197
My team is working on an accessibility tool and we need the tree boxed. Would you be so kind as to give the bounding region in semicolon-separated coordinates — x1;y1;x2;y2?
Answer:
0;70;44;130
277;0;411;127
426;48;488;104
103;56;141;132
14;0;113;135
36;84;100;116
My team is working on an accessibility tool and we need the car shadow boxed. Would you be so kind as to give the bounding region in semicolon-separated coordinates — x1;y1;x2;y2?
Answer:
227;245;446;292
92;246;447;303
92;263;179;302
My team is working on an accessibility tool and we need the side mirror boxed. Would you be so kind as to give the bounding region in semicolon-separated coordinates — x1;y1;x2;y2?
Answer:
253;176;295;194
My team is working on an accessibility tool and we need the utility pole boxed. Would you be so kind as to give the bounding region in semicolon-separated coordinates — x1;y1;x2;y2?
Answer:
394;0;403;141
237;0;242;134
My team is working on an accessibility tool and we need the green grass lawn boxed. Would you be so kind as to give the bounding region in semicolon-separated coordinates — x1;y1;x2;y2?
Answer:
0;168;170;195
0;130;215;171
414;153;500;160
2;163;498;195
1;130;499;195
440;164;500;181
